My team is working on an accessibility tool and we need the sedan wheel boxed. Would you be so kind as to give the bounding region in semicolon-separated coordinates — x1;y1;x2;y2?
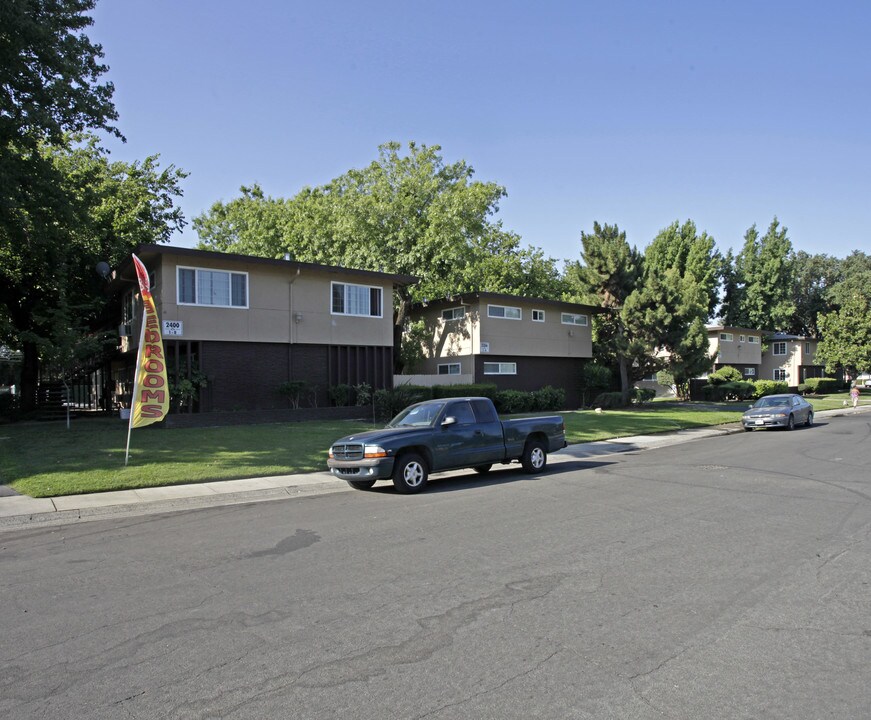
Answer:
786;414;795;430
805;411;813;427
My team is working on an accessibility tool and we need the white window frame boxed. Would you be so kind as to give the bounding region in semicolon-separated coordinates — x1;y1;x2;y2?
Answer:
487;304;521;320
719;332;733;342
441;307;465;321
744;367;756;377
438;362;462;375
805;342;811;354
747;335;759;344
532;309;546;322
773;369;787;381
331;281;383;318
561;313;588;326
483;362;517;375
739;334;746;342
177;266;249;308
772;341;787;356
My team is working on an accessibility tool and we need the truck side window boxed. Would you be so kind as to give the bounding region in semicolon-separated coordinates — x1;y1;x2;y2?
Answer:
446;401;476;425
471;399;498;424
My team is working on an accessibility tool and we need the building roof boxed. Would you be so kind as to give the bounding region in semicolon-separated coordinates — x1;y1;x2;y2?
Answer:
110;243;418;292
412;291;607;314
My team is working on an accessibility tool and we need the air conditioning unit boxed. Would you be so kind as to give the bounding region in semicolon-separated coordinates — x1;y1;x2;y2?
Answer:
118;323;132;337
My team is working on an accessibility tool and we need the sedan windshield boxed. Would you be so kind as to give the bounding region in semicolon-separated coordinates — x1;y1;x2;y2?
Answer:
754;397;790;408
387;402;446;428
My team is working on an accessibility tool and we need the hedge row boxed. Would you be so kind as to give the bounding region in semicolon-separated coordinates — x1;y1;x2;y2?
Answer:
371;384;566;421
591;388;656;409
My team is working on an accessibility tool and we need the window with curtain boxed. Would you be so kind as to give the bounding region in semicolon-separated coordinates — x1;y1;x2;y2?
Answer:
177;267;247;307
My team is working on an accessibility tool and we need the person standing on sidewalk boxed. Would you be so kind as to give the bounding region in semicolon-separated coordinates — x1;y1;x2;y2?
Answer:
850;384;860;408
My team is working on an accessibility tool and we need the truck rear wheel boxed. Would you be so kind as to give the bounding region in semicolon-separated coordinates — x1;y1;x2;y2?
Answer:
521;440;547;473
393;453;428;494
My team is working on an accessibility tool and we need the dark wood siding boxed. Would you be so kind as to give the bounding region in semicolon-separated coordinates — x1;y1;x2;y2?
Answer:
474;355;585;408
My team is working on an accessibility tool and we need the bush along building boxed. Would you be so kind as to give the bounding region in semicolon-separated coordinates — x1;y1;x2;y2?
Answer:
106;244;416;418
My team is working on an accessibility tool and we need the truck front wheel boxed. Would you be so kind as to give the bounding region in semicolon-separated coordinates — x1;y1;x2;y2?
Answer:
521;440;547;473
393;453;429;494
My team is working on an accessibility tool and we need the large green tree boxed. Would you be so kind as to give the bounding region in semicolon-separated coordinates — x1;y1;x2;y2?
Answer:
815;252;871;376
1;137;186;411
788;251;842;337
722;218;795;331
631;220;719;397
564;222;648;402
196;142;564;368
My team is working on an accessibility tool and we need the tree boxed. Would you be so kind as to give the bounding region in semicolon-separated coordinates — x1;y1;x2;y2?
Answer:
0;136;186;412
815;253;871;377
728;218;795;331
196;141;564;368
788;251;842;337
564;222;648;402
816;288;871;377
636;220;719;397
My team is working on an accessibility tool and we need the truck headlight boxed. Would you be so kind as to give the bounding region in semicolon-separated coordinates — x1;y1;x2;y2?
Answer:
364;445;387;458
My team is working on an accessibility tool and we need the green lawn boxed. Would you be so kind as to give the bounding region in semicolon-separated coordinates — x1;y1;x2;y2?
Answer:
0;393;858;498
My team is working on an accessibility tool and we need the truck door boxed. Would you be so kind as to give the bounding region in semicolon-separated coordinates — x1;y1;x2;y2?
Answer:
431;400;488;470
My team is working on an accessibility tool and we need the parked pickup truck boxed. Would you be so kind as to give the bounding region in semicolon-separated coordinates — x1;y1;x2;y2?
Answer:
328;396;566;494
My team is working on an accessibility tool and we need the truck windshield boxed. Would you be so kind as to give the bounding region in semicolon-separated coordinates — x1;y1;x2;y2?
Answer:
387;402;446;428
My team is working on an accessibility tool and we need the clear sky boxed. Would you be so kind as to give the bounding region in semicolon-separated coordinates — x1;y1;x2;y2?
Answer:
89;0;870;264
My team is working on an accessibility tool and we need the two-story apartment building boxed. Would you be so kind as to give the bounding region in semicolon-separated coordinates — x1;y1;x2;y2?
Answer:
406;292;602;407
108;244;416;412
760;332;826;385
706;326;764;380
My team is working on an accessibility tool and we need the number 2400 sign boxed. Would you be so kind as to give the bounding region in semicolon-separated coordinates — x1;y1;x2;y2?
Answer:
162;320;183;336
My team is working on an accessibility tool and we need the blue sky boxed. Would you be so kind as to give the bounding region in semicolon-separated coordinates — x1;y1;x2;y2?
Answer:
90;0;870;264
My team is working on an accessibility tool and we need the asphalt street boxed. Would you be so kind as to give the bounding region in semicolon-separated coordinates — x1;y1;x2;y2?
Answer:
1;411;870;719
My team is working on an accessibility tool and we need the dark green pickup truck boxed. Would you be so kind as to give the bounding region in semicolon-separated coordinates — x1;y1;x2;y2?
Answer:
327;396;566;494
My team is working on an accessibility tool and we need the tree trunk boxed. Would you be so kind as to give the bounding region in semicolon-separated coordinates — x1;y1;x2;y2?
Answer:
618;355;631;405
392;292;411;374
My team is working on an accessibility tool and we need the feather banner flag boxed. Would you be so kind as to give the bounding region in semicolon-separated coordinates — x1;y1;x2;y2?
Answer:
125;253;169;464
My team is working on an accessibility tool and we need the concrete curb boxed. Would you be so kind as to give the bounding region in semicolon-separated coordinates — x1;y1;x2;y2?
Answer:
2;405;868;530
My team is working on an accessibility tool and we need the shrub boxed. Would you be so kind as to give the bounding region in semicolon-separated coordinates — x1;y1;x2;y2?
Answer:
633;388;656;404
797;383;809;396
701;381;755;401
278;380;308;409
373;385;432;421
804;377;839;394
530;385;566;411
329;383;352;407
753;380;788;398
354;382;372;406
591;391;627;409
708;366;743;385
431;383;498;399
494;389;534;414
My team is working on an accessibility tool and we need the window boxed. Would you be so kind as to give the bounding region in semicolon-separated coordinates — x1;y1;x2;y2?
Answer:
719;332;733;342
441;307;464;321
744;367;756;377
178;267;248;308
772;341;787;355
773;369;787;381
483;362;517;375
331;282;382;317
438;363;461;375
747;335;759;344
471;399;498;423
122;289;136;324
488;304;521;320
445;401;476;425
739;335;746;342
532;309;545;322
561;313;588;326
804;342;811;354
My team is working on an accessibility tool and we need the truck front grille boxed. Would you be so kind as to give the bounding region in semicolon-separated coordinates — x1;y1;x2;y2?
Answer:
332;443;364;461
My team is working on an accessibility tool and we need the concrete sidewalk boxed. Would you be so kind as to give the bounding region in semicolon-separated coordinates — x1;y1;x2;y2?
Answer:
2;405;867;530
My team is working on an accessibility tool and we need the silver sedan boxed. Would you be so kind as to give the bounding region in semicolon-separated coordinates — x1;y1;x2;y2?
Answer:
742;393;814;431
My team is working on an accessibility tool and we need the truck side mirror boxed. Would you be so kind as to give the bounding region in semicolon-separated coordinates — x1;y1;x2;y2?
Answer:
441;416;457;427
